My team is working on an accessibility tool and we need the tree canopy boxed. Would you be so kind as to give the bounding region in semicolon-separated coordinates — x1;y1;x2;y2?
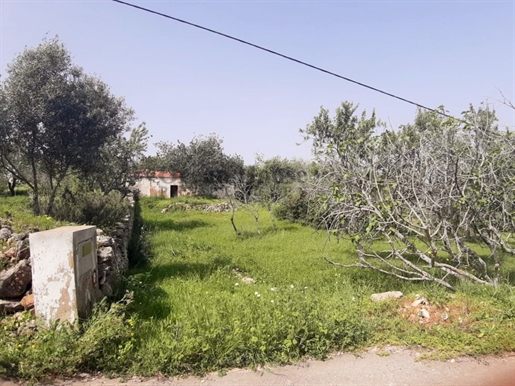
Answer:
155;134;244;197
0;38;137;214
302;101;515;290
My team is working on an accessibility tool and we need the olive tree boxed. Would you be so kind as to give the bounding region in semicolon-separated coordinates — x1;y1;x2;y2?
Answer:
156;134;244;197
303;101;514;291
230;164;262;234
0;38;134;214
229;158;307;234
253;156;306;230
85;123;149;196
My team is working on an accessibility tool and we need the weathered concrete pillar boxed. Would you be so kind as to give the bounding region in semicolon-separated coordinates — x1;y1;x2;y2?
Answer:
29;226;101;325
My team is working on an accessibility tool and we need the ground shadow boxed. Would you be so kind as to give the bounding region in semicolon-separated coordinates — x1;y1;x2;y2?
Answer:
128;256;232;321
148;256;232;283
144;218;210;232
130;283;172;320
235;225;297;240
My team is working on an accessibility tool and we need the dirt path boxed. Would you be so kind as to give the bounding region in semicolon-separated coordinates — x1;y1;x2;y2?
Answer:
2;347;514;386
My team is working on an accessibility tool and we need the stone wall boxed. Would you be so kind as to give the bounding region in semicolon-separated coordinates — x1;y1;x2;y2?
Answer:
0;194;135;314
0;222;33;314
96;193;134;296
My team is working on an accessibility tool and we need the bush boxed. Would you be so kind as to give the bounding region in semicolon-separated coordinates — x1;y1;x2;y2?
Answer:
274;186;319;226
46;188;130;231
0;175;7;197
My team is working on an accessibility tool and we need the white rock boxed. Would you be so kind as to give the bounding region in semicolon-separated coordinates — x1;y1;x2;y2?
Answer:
0;228;12;240
370;291;404;302
242;277;256;284
411;297;428;307
98;246;113;262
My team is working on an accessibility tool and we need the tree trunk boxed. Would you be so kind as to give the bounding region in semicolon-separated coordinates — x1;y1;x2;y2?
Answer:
31;160;41;215
230;211;239;235
267;203;277;230
7;177;16;196
45;176;66;215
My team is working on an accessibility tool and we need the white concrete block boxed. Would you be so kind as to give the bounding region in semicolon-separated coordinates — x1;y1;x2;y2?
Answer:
29;226;100;325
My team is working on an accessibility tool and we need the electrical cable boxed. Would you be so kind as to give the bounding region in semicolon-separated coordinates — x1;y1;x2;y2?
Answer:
112;0;457;120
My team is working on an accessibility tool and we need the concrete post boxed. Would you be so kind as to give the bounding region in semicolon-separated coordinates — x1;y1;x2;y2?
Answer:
29;226;101;325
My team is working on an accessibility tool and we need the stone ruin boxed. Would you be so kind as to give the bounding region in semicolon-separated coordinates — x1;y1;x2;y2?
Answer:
160;201;233;213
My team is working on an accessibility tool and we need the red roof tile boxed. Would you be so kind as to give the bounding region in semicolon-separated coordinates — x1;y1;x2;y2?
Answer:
138;171;181;178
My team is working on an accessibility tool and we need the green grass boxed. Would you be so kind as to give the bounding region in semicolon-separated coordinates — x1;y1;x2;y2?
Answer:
0;195;66;232
0;196;514;380
126;198;374;375
124;197;515;375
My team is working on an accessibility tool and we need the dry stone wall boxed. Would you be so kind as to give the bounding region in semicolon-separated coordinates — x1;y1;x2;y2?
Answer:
160;201;232;213
96;194;134;296
0;223;35;314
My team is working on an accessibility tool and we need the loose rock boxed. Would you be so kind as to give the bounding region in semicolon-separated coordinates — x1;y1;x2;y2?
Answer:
203;203;232;212
370;291;404;302
411;295;428;307
20;294;34;309
0;259;32;299
241;277;256;284
0;299;24;314
3;247;17;259
0;227;12;240
17;247;30;260
98;246;113;262
15;240;25;251
97;235;112;248
11;233;27;241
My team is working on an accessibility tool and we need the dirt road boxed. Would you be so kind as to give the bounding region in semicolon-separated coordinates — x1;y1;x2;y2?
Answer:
2;347;514;386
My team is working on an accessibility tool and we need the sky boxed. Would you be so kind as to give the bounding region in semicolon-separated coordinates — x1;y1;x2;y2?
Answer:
1;0;514;164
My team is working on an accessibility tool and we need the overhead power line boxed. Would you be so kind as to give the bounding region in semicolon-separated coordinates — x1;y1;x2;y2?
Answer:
112;0;456;120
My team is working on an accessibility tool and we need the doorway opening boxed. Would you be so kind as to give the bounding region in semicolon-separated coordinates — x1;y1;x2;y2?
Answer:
170;185;179;198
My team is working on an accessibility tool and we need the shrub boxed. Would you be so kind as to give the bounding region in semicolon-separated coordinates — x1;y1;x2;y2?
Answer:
0;295;135;380
47;189;129;231
274;186;323;226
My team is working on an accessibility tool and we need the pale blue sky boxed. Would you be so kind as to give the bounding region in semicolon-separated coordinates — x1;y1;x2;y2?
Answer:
1;0;514;164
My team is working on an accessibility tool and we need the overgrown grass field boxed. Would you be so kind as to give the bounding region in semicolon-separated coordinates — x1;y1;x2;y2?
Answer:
0;196;514;380
126;197;515;375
